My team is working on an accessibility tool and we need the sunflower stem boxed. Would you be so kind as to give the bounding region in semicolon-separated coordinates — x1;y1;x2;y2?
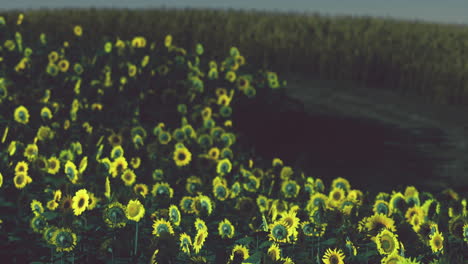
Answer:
134;221;139;257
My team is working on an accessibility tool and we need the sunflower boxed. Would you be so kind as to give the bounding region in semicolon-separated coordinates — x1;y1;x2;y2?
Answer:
15;161;29;175
194;218;208;232
72;189;89;216
267;243;282;261
14;105;29;124
108;133;123;147
243;175;260;193
256;195;269;213
121;169;136;186
130;157;141;169
405;206;425;223
218;218;235;239
328;188;346;208
331;177;351;192
192;194;213;216
64;160;78;184
73;25;82;36
179;233;192;255
58;59;69;72
281;180;300;199
421;199;440;220
40;106;53;120
110;156;128;178
103;202;127;228
152;218;174;237
308;192;328;211
375;228;399;255
133;183;149;197
373;200;391;216
30;215;48;233
46;200;58;211
24;143;38;160
279;209;300;231
230;182;241;199
381;250;404;264
151;182;174;199
268;221;290;243
110;146;124;160
43;226;58;245
216;158;232;175
322;248;345;264
389;192;406;214
13;172;30;189
463;223;468;242
225;71;236;83
429;231;444;254
160;205;178;228
30;199;44;216
236;76;250;91
208;147;220;160
213;183;230;201
60;195;73;212
126;199;145;222
361;213;396;233
52;228;77;252
180;196;195;214
193;229;208;254
230;244;249;262
173;147;192;167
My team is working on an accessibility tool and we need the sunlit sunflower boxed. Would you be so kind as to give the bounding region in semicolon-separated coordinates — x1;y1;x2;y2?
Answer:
405;206;425;224
30;199;44;216
193;229;208;254
152;218;174;237
308;193;328;212
429;231;444;254
14;172;30;189
14;105;29;124
168;204;181;227
362;213;396;233
279;209;301;232
58;59;69;72
195;218;208;232
15;161;29;175
268;221;290;243
130;157;141;169
151;182;174;199
133;183;149;197
45;200;58;211
216;158;232;175
389;192;406;214
30;214;47;233
267;243;282;261
126;199;145;222
375;228;399;255
218;218;235;239
73;25;82;37
110;156;128;178
213;183;230;201
192;194;213;216
71;189;89;216
173;147;192;167
64;160;78;184
331;177;351;192
121;169;136;186
230;244;249;262
24;143;38;161
52;228;77;252
373;200;391;216
108;132;123;147
179;233;192;255
281;180;300;198
381;250;404;264
328;188;346;208
103;202;127;228
322;248;345;264
208;147;220;160
180;196;195;214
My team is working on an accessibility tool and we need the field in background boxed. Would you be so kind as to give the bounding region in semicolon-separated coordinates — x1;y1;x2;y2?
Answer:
1;7;467;105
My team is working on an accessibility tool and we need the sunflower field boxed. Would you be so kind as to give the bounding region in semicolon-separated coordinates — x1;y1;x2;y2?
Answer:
0;11;467;264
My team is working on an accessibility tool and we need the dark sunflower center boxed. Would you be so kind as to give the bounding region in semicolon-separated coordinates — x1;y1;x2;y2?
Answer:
330;255;339;264
382;239;392;252
16;176;24;184
178;153;186;160
78;198;85;208
333;192;341;200
64;200;71;209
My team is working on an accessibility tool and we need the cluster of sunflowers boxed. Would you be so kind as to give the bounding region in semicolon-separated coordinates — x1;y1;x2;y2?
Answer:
0;13;467;264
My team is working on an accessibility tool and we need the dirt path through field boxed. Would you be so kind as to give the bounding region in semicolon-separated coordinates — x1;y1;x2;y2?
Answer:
279;72;468;196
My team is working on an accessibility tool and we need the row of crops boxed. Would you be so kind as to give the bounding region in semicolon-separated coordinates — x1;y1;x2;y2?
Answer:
1;8;468;105
0;11;467;264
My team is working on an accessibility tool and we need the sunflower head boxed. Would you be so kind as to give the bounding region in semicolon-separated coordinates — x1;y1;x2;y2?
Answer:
179;233;192;255
216;158;232;175
373;200;391;216
126;199;145;222
322;248;345;264
267;243;281;261
268;221;290;243
375;228;400;255
103;202;127;229
14;105;29;124
174;147;192;167
331;177;351;192
429;231;444;254
52;228;77;252
42;226;58;245
218;218;235;239
121;169;136;186
180;196;195;214
213;183;230;201
72;189;89;216
192;195;213;216
152;218;174;237
151;182;174;199
230;244;249;262
30;215;48;233
168;205;181;227
281;180;300;199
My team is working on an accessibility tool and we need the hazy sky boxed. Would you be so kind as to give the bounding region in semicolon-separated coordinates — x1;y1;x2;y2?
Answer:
1;0;467;25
